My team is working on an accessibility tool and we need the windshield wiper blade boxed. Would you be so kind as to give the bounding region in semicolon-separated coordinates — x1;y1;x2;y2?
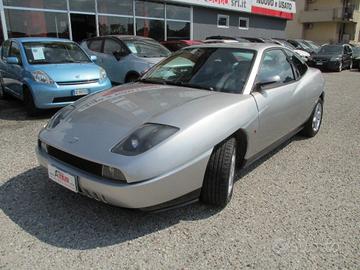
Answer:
169;81;215;91
138;78;168;85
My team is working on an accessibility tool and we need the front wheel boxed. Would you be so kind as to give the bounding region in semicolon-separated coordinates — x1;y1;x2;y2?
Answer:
24;89;40;116
337;62;343;72
0;77;8;99
200;137;237;207
301;99;323;138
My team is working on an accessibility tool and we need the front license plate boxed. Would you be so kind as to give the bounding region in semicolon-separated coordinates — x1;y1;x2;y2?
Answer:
73;89;89;96
48;164;78;193
316;62;323;66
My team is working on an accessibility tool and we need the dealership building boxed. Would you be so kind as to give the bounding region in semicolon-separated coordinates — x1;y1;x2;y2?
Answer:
0;0;296;44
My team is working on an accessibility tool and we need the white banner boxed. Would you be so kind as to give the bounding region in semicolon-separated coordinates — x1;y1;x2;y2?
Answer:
167;0;296;14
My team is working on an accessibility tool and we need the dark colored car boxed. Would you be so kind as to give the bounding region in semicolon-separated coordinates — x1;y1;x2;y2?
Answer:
161;40;203;52
309;44;353;72
351;47;360;69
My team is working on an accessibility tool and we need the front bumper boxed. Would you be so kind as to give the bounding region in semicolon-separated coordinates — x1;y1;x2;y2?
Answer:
31;78;112;109
36;145;211;209
310;60;341;71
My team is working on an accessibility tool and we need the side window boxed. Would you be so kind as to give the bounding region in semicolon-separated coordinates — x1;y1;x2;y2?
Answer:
285;49;308;78
103;38;126;56
258;49;295;85
9;42;22;64
88;39;103;52
2;40;10;59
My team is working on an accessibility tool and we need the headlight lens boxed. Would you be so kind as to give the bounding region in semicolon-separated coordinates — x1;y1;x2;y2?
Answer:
32;70;54;84
47;105;75;129
330;57;341;61
99;67;107;81
112;124;179;156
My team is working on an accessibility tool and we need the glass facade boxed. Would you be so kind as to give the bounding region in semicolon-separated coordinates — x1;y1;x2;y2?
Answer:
0;0;192;43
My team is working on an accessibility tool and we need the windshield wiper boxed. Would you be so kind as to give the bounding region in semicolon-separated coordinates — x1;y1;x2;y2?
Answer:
138;78;168;85
166;81;215;91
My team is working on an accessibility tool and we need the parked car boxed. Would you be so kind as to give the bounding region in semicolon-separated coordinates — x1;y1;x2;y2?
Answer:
81;35;171;84
302;40;320;53
161;40;203;52
351;47;360;69
271;38;311;61
287;39;315;54
37;43;325;210
309;44;353;72
206;36;250;43
0;37;112;115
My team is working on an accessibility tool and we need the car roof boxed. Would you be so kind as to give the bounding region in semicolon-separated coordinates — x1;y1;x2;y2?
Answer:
94;35;155;41
10;37;72;43
186;42;282;52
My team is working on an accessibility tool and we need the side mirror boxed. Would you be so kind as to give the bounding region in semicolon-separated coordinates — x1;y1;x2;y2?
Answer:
254;75;281;91
113;51;128;61
90;55;97;62
6;56;19;65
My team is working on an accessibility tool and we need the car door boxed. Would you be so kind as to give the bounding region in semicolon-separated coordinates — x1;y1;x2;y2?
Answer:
85;38;103;62
0;40;11;92
5;41;24;97
102;38;130;84
251;49;300;153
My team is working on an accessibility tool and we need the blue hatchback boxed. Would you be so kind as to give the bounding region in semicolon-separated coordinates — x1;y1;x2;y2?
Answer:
0;37;112;115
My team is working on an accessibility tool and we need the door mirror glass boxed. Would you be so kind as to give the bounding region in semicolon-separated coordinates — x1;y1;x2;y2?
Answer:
113;51;128;61
255;75;281;91
90;55;97;61
6;56;19;65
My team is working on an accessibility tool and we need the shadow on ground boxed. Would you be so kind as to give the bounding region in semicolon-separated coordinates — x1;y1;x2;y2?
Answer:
0;98;56;121
0;134;305;250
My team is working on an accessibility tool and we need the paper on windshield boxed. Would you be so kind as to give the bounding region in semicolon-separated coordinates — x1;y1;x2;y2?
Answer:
31;47;45;60
127;43;138;53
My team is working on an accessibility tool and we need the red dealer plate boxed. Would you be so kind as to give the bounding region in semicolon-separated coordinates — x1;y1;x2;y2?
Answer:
48;164;78;193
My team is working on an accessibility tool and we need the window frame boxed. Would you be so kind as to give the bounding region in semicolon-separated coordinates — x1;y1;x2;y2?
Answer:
217;14;229;29
103;37;129;56
253;48;297;91
283;48;308;80
87;37;104;53
9;40;22;65
238;17;249;30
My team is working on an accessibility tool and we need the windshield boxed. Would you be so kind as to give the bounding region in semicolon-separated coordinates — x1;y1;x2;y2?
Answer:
304;40;319;50
141;48;256;94
123;39;170;58
23;41;90;65
318;45;343;55
352;47;360;57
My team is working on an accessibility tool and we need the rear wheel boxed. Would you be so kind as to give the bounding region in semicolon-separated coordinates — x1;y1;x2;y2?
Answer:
24;88;40;116
200;137;237;207
0;76;8;99
301;98;323;138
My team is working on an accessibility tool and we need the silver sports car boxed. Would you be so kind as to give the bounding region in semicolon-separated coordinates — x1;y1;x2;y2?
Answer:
36;43;325;210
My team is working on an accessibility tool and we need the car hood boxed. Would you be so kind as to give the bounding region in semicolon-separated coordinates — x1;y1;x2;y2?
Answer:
29;62;101;82
294;49;310;57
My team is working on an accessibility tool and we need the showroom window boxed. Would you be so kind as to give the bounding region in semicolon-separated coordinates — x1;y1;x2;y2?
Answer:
69;0;95;13
239;17;249;30
136;18;164;41
217;14;229;28
136;1;164;18
3;0;67;10
99;16;134;36
97;0;133;15
167;21;190;41
4;9;69;39
166;4;191;21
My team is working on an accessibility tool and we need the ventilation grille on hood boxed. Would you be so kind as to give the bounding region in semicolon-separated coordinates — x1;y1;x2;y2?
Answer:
57;79;98;85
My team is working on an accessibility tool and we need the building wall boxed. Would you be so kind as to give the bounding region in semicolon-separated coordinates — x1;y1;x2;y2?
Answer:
285;0;305;39
192;6;287;40
303;22;340;44
307;0;344;10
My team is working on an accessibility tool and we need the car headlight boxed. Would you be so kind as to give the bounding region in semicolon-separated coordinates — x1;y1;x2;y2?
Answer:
112;124;179;156
47;105;75;129
99;67;107;81
32;70;54;84
330;57;341;61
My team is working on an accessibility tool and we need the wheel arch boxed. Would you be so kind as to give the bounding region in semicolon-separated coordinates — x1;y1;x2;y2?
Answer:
232;128;249;169
125;71;140;83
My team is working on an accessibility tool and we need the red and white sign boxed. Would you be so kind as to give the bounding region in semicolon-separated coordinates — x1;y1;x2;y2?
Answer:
48;164;78;193
168;0;296;19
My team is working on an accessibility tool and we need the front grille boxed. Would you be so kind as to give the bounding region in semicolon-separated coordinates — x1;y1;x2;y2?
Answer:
57;79;98;85
46;145;103;177
53;95;86;103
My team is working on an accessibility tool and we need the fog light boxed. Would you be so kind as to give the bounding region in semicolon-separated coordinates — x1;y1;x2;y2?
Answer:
38;140;48;153
102;165;126;182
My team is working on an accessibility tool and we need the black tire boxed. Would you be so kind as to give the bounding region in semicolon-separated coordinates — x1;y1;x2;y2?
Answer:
349;61;353;70
200;137;237;207
337;62;343;72
301;98;323;138
0;77;8;99
23;88;40;116
125;73;139;83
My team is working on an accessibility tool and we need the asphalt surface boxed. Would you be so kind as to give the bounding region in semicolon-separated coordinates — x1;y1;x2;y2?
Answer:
0;71;359;269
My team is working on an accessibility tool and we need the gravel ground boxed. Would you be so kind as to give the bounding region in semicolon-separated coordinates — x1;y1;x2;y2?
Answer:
0;71;359;270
